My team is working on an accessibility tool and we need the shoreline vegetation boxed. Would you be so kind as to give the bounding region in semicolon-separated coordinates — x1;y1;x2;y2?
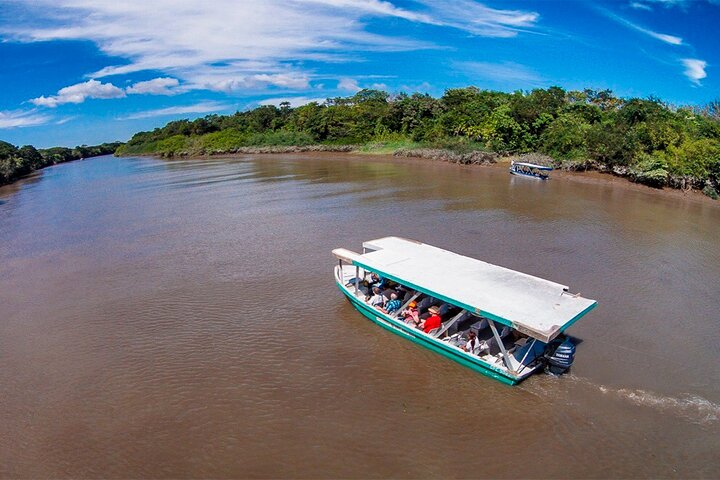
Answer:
0;141;122;187
3;86;718;199
116;87;720;199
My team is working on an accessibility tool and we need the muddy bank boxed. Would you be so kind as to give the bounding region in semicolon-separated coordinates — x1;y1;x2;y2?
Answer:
393;147;498;165
205;149;719;205
119;144;718;202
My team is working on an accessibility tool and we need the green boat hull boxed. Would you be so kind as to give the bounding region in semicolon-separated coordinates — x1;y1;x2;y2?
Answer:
336;279;519;385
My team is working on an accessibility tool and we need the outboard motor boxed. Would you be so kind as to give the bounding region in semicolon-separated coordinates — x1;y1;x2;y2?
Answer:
545;338;576;376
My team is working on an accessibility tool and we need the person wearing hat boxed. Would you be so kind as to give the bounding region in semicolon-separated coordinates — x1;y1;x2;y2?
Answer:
420;306;442;333
401;301;420;325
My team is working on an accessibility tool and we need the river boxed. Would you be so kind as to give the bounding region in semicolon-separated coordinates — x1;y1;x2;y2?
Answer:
1;154;718;478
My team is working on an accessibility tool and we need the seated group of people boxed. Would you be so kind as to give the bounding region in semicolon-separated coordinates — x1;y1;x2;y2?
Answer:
352;272;522;356
356;272;444;334
398;301;442;334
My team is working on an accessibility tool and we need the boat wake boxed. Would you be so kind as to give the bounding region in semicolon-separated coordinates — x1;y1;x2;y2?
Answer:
523;375;719;426
597;384;719;425
565;376;720;426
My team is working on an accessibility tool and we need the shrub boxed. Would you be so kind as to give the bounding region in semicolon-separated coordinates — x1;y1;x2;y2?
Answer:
702;184;719;199
630;152;669;187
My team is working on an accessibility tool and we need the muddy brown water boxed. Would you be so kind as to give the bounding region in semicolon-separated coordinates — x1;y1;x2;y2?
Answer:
1;154;718;478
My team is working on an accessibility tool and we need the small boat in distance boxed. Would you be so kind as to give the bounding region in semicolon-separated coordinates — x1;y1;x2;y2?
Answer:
510;160;552;180
333;237;596;385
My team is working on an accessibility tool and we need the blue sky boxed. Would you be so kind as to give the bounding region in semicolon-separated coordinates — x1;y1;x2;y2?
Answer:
0;0;718;147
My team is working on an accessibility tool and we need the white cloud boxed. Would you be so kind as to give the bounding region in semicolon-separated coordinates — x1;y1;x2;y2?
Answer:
455;61;543;87
0;109;53;129
681;58;707;85
4;0;539;97
413;0;539;37
117;101;231;120
258;96;327;107
126;77;180;95
629;2;653;10
190;71;311;93
598;8;682;45
399;81;433;93
338;78;361;92
647;31;683;45
31;79;125;107
631;0;720;9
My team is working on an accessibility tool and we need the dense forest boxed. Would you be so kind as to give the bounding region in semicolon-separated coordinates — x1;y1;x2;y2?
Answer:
118;87;720;197
0;141;122;186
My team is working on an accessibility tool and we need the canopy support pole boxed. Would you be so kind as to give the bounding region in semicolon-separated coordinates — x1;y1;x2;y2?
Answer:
433;310;466;338
488;319;515;373
392;292;421;319
354;266;360;295
515;338;537;375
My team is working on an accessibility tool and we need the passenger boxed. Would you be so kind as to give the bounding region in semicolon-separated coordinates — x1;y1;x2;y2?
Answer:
367;272;384;289
382;287;397;300
383;293;402;315
400;288;414;303
499;325;511;338
345;277;369;296
368;287;385;309
462;331;488;355
401;301;420;326
416;296;438;315
420;306;442;333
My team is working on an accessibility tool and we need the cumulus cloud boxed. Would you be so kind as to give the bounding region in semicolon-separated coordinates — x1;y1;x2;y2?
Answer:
338;78;362;92
126;77;180;95
4;0;539;96
191;71;311;93
31;79;125;107
117;101;231;120
0;109;53;128
258;96;327;107
681;58;707;85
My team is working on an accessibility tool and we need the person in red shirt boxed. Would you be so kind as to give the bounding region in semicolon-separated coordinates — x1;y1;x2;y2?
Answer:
421;306;442;333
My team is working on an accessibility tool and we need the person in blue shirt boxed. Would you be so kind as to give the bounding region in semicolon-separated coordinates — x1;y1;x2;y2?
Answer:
383;293;402;315
367;272;384;289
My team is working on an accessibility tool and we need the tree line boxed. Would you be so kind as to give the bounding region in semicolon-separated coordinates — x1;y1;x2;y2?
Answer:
118;87;720;197
0;141;123;186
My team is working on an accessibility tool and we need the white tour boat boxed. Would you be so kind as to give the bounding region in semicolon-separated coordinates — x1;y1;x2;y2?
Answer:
333;237;597;385
510;160;553;180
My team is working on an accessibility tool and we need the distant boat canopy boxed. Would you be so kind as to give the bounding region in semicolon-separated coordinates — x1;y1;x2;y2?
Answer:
509;161;553;180
333;237;596;384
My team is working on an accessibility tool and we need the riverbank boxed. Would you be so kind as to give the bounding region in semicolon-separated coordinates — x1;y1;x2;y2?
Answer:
119;144;719;202
0;140;122;187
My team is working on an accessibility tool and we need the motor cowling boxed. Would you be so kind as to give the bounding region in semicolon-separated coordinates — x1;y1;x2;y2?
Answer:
545;338;576;375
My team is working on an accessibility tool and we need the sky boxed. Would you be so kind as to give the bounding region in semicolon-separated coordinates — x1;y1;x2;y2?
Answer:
0;0;718;148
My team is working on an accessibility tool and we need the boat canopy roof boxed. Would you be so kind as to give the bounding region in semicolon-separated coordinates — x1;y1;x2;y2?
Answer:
513;162;553;170
333;237;596;343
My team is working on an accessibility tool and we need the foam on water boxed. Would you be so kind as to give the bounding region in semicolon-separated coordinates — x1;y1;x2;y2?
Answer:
568;375;720;426
598;384;720;425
